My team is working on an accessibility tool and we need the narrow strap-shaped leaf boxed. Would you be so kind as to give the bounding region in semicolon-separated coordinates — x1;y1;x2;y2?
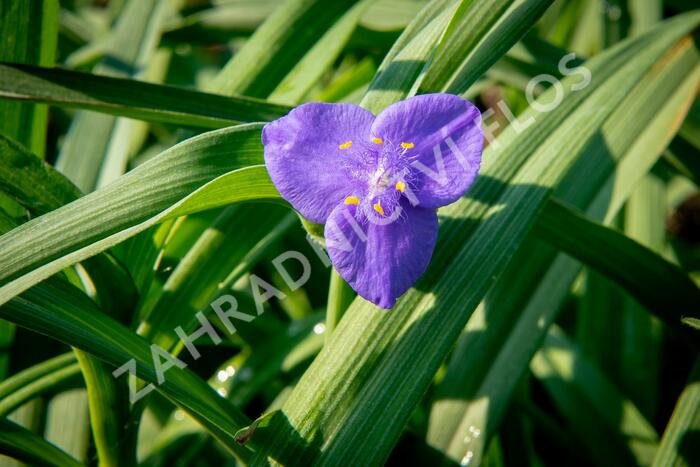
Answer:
0;0;58;157
531;326;659;466
0;123;274;304
360;0;458;113
0;418;83;467
535;199;700;329
210;0;359;97
441;0;555;94
139;205;294;351
0;352;76;398
43;389;90;463
0;133;80;214
0;63;292;128
0;132;138;316
418;0;545;93
56;0;174;192
0;362;82;417
74;350;132;467
652;358;700;467
268;0;371;104
2;277;254;462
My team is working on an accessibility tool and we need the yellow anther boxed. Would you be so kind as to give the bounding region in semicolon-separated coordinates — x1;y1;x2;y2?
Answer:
373;202;385;216
344;196;360;205
395;181;406;193
339;141;353;150
401;142;414;149
372;137;383;144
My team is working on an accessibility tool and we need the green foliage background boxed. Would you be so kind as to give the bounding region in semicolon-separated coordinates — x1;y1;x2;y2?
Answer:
0;0;699;466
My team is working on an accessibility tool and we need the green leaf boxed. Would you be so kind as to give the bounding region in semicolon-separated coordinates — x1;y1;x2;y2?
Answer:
43;389;90;463
652;358;700;467
0;123;280;307
268;0;371;104
0;354;82;418
3;277;254;462
531;326;659;466
0;0;58;157
534;199;700;328
56;0;176;192
138;205;295;352
360;0;458;113
0;64;292;128
0;133;80;215
209;0;360;97
0;131;138;317
74;350;132;466
418;0;554;94
0;418;83;467
683;317;700;331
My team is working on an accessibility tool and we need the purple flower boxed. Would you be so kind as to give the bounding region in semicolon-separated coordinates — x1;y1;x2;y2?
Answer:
262;93;483;309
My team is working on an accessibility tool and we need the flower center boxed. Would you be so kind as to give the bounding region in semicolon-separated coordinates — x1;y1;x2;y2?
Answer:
340;136;417;219
364;138;415;217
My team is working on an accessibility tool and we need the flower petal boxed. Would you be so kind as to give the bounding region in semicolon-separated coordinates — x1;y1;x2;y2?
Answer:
325;199;438;309
263;102;375;223
371;93;483;208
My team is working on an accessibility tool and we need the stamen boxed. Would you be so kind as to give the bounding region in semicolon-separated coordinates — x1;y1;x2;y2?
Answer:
373;202;385;216
395;181;406;193
372;137;383;144
400;142;414;149
339;141;353;150
344;196;360;205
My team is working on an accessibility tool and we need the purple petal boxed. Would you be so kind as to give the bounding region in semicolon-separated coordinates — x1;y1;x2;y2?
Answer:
371;93;483;208
263;102;375;223
325;198;438;309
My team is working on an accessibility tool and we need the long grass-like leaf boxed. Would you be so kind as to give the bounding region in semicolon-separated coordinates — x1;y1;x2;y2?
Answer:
0;0;58;157
0;64;292;128
535;199;700;328
2;277;254;461
531;326;659;466
210;0;359;97
0;123;277;306
56;0;174;191
653;358;700;467
0;418;83;467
